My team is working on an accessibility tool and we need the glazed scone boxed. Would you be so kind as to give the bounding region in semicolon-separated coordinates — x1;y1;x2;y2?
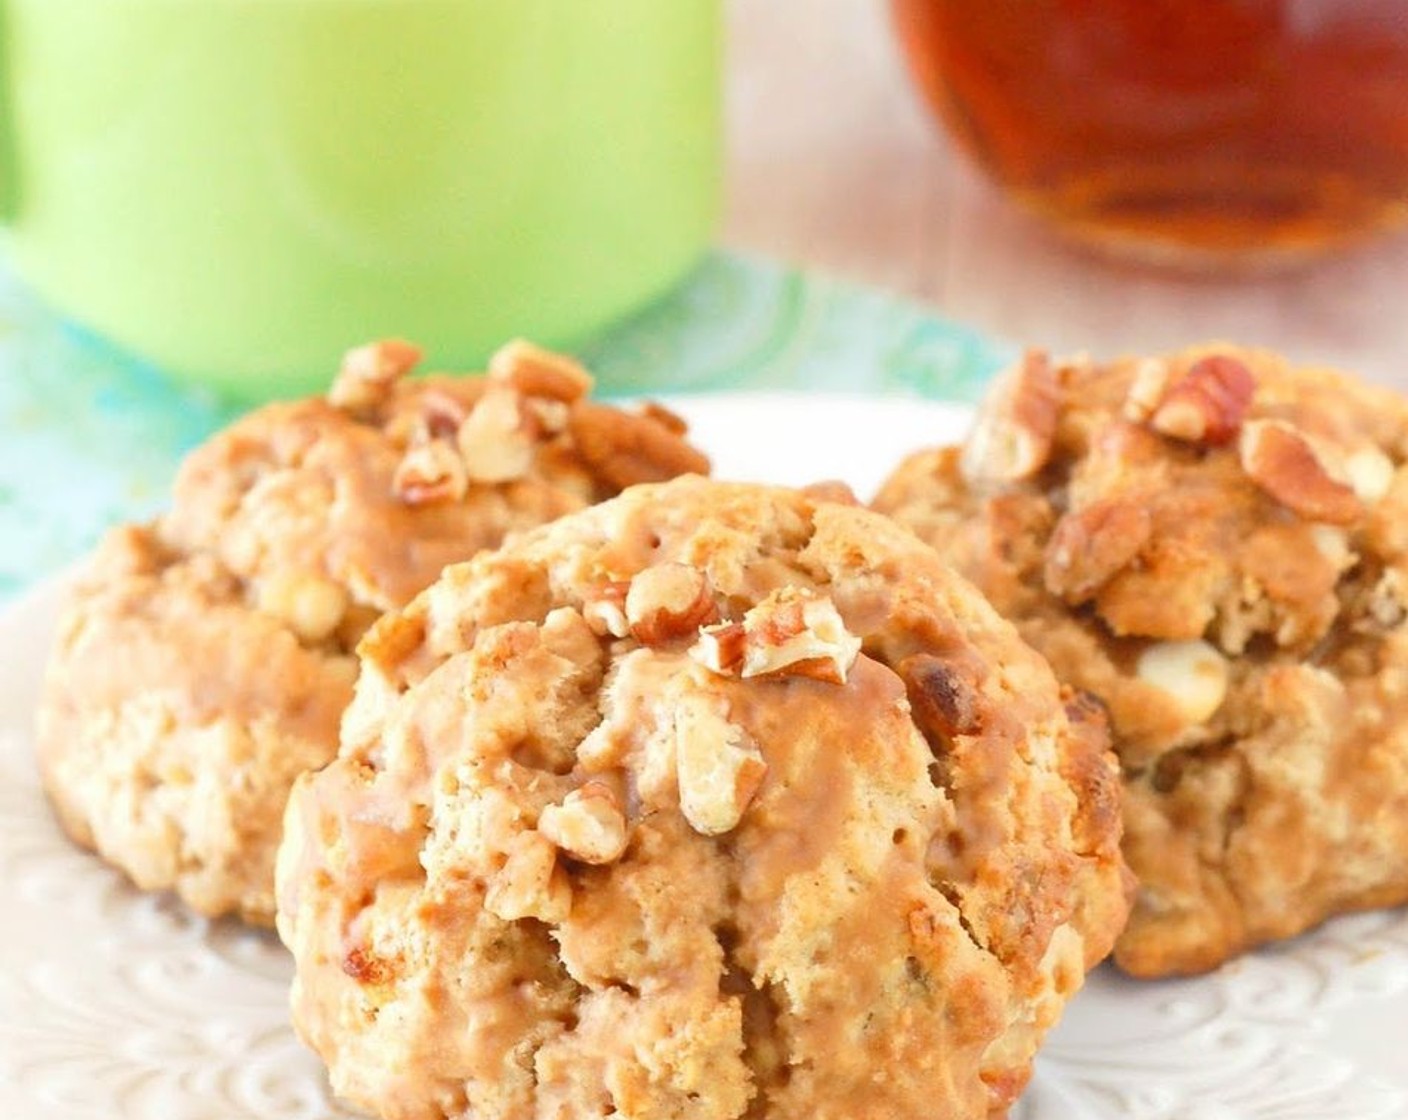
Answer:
275;476;1129;1120
37;340;708;926
874;345;1408;976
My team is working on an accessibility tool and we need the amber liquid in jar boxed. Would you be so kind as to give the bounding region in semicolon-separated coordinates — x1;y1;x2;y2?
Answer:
893;0;1408;264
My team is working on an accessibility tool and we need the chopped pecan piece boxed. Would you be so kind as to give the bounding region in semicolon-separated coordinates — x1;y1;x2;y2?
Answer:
690;621;747;674
568;402;711;491
1239;419;1362;525
960;349;1060;484
342;945;399;986
457;383;535;483
581;581;632;639
744;590;861;683
638;400;690;436
538;782;629;864
328;339;423;413
690;589;861;685
484;831;571;923
393;439;469;506
417;388;472;441
489;340;594;403
1044;498;1153;601
625;563;719;645
523;397;571;436
1149;354;1255;445
1363;569;1407;630
1121;358;1173;424
673;692;767;836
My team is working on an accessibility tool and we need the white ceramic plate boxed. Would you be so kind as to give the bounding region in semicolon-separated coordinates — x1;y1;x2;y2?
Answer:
4;394;1407;1120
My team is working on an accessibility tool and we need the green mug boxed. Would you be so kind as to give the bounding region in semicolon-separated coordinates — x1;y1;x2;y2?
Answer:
0;0;721;399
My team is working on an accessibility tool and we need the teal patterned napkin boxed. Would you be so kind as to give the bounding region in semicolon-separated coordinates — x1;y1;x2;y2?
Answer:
0;252;1007;602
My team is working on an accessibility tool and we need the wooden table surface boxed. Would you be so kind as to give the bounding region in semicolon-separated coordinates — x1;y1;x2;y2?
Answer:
722;0;1408;389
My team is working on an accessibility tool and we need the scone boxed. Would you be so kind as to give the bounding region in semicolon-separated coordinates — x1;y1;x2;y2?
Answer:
875;345;1408;976
37;339;708;926
275;476;1130;1120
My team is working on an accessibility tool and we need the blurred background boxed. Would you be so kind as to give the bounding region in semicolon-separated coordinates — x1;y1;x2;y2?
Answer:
4;0;1407;396
726;0;1408;386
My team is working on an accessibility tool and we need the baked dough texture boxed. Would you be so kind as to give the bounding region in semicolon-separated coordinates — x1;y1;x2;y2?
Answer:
275;475;1129;1120
875;344;1408;976
37;340;707;925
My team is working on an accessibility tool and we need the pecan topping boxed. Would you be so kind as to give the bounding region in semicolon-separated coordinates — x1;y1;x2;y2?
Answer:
393;439;469;506
637;400;690;436
1363;569;1408;630
960;349;1060;484
690;621;747;675
484;831;571;923
625;563;719;645
457;383;535;483
523;397;571;436
581;581;632;639
1121;357;1173;424
328;339;423;413
538;782;629;865
673;692;767;837
568;402;711;492
417;388;472;441
1148;354;1255;445
1239;419;1362;525
489;339;594;403
690;589;862;685
1044;498;1153;601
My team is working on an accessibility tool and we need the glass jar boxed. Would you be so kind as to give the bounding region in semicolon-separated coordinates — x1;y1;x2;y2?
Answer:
892;0;1408;266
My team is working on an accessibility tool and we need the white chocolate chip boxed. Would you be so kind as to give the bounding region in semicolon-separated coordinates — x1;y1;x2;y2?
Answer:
1344;446;1396;505
1310;525;1354;571
257;572;349;642
1136;639;1229;724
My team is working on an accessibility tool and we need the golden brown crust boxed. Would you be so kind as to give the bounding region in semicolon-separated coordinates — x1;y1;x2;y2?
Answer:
275;476;1129;1120
875;343;1408;976
37;340;708;926
37;526;358;922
